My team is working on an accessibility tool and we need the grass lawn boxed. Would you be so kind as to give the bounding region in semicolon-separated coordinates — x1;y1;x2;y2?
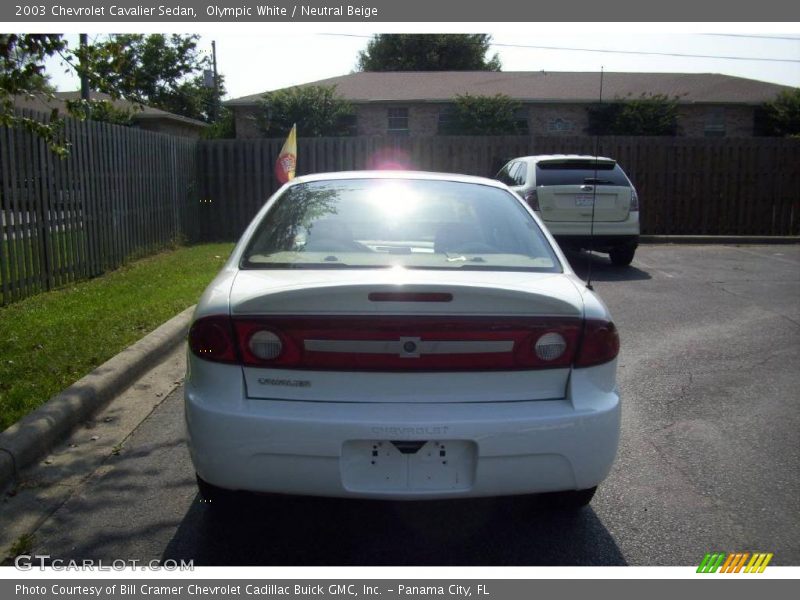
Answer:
0;243;234;431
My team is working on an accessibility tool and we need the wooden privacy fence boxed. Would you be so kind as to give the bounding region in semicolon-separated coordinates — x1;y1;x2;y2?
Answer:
195;135;800;242
0;110;197;305
2;122;799;305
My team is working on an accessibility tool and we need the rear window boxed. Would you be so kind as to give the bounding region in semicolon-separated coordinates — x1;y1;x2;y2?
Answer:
241;178;561;272
535;161;631;187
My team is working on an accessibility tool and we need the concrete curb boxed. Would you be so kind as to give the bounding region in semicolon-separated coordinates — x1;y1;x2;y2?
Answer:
640;235;800;245
0;305;195;493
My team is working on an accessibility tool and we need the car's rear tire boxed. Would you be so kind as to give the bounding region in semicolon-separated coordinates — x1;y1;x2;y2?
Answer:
609;245;636;267
541;486;597;510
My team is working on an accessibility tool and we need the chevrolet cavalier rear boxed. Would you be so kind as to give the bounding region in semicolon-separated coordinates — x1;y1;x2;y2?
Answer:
185;172;621;508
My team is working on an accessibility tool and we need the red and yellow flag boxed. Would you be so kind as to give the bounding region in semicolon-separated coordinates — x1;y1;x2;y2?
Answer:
275;124;297;184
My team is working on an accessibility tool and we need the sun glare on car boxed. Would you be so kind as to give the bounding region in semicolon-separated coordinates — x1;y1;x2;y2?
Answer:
371;182;421;221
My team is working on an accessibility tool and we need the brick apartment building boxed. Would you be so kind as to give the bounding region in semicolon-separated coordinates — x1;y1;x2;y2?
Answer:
226;71;794;139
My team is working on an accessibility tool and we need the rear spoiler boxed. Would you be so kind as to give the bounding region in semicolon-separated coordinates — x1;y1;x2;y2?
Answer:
538;158;616;169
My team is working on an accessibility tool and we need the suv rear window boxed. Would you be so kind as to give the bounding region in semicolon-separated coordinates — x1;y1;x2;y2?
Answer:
535;161;631;187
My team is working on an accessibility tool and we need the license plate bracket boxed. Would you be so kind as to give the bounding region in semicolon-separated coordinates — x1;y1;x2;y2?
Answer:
340;440;476;492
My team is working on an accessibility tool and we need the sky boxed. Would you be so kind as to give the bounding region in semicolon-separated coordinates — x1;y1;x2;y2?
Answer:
44;31;800;101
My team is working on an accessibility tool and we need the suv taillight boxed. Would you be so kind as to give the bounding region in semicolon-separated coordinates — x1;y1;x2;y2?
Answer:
525;189;540;211
574;320;620;368
630;189;639;211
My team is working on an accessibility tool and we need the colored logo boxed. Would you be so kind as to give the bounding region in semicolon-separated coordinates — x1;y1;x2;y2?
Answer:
697;552;773;573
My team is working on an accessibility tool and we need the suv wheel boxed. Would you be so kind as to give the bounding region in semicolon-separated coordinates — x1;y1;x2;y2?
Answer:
609;245;636;267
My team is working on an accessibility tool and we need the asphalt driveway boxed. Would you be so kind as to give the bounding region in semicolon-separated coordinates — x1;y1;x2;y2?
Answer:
14;244;800;566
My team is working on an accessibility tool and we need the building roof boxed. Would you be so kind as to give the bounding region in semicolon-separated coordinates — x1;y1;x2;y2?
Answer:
13;91;207;128
227;71;794;106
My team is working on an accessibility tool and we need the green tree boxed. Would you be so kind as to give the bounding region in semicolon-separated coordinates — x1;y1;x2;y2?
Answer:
202;106;235;139
1;34;71;153
1;34;223;153
586;93;680;136
0;34;61;95
357;34;501;72
257;85;355;138
89;34;222;122
442;94;526;135
760;89;800;137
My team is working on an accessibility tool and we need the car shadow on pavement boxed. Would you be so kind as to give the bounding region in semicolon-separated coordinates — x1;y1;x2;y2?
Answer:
564;250;651;283
161;492;627;566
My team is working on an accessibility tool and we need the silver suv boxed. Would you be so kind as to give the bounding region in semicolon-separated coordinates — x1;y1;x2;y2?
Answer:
495;155;640;266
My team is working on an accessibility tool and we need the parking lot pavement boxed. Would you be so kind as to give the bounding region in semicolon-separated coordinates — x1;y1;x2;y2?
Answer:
15;245;800;566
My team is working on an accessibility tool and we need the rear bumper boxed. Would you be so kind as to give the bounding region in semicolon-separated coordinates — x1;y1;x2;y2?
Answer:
538;212;640;248
555;235;639;252
184;362;621;500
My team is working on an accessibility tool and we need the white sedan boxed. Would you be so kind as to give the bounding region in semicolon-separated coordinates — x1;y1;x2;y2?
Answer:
185;171;621;509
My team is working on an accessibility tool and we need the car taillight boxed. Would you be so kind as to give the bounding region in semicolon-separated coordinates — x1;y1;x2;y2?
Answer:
249;330;283;360
189;316;583;371
234;320;302;367
534;332;568;361
188;316;237;363
574;319;620;368
525;189;540;211
630;189;639;211
188;316;620;371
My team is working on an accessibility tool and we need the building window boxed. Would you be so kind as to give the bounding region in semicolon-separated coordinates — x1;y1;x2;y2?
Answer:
514;108;529;135
548;117;574;133
339;114;358;136
437;105;456;134
705;108;726;137
387;107;409;135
